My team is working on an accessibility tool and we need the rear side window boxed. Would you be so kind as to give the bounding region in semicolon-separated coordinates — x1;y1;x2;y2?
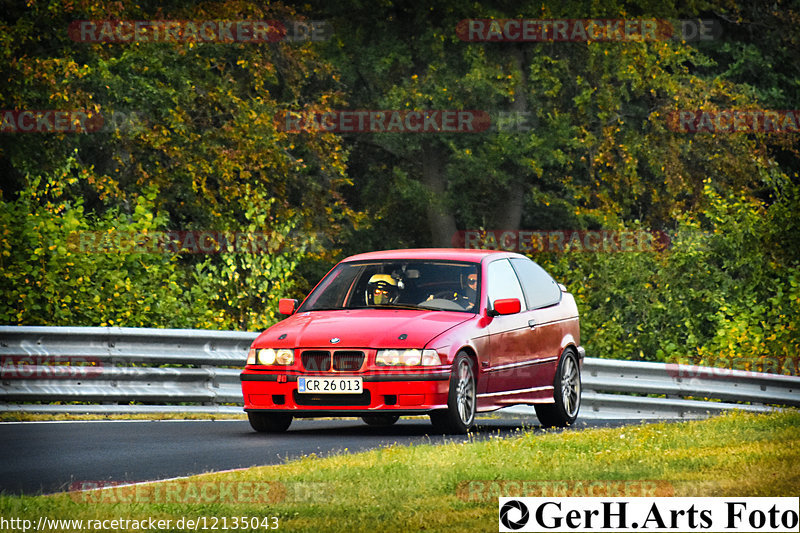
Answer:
486;259;525;304
510;258;561;310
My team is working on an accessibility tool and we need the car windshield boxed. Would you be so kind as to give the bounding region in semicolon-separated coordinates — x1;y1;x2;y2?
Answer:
298;260;480;313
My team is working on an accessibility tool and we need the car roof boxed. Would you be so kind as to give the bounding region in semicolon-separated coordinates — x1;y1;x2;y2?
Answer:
342;248;520;263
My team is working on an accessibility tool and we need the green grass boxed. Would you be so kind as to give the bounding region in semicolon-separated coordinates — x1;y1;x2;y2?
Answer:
1;410;798;532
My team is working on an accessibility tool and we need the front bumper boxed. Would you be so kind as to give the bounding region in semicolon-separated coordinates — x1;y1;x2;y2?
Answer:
241;370;451;414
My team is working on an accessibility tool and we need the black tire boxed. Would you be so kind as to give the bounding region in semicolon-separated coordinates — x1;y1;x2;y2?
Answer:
430;352;476;434
361;414;400;427
535;349;581;427
247;412;292;433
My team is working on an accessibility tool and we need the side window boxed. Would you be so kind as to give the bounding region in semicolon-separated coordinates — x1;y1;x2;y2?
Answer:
486;259;525;306
301;263;360;310
510;258;561;310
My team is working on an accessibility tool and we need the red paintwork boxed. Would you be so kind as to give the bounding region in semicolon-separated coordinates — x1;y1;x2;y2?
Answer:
252;308;473;350
241;248;581;416
493;297;521;315
278;298;297;316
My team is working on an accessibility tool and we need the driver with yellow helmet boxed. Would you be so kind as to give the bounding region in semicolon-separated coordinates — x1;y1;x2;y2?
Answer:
366;274;401;305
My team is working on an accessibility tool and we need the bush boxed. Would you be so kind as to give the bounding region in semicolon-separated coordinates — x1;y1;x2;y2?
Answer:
541;179;799;374
0;158;313;331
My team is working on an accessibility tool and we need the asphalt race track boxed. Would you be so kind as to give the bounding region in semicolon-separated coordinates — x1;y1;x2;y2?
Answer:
0;416;632;495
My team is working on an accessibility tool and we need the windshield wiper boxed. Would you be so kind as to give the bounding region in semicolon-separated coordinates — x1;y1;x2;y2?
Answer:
358;304;429;311
304;305;428;312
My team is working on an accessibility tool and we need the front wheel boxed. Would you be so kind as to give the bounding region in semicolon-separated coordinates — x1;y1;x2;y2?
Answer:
534;349;581;427
248;412;292;433
430;352;476;434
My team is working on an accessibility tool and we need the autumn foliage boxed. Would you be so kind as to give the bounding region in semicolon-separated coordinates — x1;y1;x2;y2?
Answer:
1;0;798;371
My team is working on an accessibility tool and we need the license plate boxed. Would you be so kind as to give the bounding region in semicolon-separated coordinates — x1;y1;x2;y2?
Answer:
297;377;363;394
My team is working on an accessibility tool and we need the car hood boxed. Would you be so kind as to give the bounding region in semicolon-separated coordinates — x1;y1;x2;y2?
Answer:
253;308;473;349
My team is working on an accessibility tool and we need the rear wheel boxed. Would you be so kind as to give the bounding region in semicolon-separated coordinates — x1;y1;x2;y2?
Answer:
247;412;292;433
535;349;581;427
430;352;476;434
361;414;400;427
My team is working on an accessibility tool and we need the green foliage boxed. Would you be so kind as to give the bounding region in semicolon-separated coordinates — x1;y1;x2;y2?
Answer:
200;200;320;331
312;0;799;369
0;0;797;366
0;156;213;327
1;0;359;330
0;158;317;330
541;178;800;372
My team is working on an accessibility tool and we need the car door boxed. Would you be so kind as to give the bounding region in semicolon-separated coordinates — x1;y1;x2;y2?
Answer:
508;257;565;389
483;258;538;393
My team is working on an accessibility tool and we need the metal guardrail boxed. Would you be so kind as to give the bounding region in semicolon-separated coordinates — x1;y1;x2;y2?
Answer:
508;358;799;420
1;326;798;420
0;326;254;414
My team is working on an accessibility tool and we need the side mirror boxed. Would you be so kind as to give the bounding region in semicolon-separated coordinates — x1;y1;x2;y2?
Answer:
278;298;298;316
488;298;521;316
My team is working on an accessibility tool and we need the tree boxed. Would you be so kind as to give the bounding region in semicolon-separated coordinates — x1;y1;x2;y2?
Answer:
1;0;360;328
313;0;780;249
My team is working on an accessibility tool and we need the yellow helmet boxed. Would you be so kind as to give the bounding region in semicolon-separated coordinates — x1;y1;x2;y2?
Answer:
366;274;399;305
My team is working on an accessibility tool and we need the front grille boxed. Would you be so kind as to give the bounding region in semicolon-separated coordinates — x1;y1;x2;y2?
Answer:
333;351;365;371
301;351;331;371
293;389;371;406
301;350;365;372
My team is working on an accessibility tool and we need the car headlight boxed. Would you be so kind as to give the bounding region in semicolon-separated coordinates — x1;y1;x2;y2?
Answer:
376;349;441;366
258;348;277;365
275;349;294;365
249;348;294;366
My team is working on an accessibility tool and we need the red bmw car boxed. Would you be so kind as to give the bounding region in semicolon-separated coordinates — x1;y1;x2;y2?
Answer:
241;248;583;434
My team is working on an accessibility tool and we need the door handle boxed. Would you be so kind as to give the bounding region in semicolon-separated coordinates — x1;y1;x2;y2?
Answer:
528;319;536;328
